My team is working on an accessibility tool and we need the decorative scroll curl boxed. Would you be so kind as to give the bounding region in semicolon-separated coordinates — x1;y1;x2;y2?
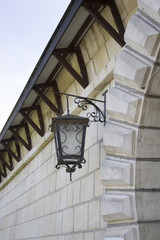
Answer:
55;158;86;181
74;97;105;123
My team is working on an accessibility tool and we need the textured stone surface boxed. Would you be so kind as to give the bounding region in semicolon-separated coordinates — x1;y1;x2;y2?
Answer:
114;47;152;89
93;45;109;74
104;227;138;240
136;161;160;189
62;208;73;233
137;128;160;158
140;97;160;127
146;67;160;96
101;194;134;222
106;82;142;123
74;203;88;231
136;192;160;221
125;13;160;57
81;174;94;202
139;223;160;240
138;0;160;22
2;1;160;240
89;200;100;229
101;158;133;186
103;122;136;157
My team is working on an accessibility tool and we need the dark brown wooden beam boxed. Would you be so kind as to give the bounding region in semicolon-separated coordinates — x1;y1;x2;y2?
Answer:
28;14;95;112
53;47;89;88
0;166;7;178
33;87;60;115
108;0;125;37
0;155;13;171
83;1;125;47
20;106;45;137
53;52;88;89
1;139;21;162
33;82;58;90
52;81;63;115
10;123;32;151
83;0;109;6
33;81;63;116
75;48;88;85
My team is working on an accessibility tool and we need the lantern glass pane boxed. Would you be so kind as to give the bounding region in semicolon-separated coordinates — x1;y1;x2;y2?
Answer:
59;123;84;159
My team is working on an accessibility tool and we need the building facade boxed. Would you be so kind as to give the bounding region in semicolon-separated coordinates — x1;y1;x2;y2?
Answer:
0;0;160;239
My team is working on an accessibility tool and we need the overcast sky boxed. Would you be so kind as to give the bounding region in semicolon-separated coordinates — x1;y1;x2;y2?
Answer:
0;0;71;131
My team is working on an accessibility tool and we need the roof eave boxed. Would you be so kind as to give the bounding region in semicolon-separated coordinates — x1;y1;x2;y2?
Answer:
0;0;84;142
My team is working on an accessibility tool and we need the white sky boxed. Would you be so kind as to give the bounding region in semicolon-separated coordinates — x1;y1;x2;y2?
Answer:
0;0;71;131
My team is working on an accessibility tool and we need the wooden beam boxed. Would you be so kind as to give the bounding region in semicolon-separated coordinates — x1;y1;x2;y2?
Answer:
52;81;63;115
83;1;125;47
108;0;125;37
10;123;32;151
53;51;88;89
0;166;7;178
75;47;88;85
33;82;58;89
53;47;89;88
33;81;63;116
0;155;13;171
1;139;21;162
20;106;45;137
83;0;109;6
33;87;60;115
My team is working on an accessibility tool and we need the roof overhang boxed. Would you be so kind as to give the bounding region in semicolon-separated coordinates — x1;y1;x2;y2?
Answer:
0;0;125;160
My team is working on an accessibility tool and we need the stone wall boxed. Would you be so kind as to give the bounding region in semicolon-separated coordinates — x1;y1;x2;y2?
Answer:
101;0;160;239
1;0;156;239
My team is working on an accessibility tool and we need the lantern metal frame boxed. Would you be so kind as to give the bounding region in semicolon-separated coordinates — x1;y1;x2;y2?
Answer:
51;114;89;181
50;90;107;181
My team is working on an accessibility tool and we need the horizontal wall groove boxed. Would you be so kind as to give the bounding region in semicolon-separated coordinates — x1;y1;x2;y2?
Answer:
105;189;160;193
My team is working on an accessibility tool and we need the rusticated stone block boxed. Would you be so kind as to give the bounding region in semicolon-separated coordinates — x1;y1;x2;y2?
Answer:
139;222;160;240
147;66;160;96
74;203;88;231
138;0;160;22
114;48;152;89
93;45;109;75
106;82;142;123
140;97;160;128
136;192;160;221
125;13;160;57
136;161;160;189
137;128;160;158
103;122;136;157
104;227;138;240
62;208;74;233
101;194;134;222
100;158;133;186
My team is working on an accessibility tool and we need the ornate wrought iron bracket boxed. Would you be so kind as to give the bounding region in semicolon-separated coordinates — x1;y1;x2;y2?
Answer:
53;90;107;125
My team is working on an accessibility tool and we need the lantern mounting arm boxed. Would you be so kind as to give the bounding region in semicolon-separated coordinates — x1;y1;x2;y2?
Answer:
53;90;107;124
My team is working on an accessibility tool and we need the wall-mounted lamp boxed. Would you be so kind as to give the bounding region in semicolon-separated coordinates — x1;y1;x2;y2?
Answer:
50;90;107;181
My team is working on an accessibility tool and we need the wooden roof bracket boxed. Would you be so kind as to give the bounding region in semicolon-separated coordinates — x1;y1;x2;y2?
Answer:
0;164;7;179
9;123;32;151
0;153;13;172
0;153;14;181
1;138;21;163
82;0;125;47
33;81;62;116
20;105;45;137
53;47;89;89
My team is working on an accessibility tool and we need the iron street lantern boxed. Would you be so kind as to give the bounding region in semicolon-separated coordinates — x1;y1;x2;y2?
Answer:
50;91;107;181
51;114;89;181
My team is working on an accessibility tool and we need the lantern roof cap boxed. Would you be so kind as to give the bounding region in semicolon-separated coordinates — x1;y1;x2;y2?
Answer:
51;114;89;131
52;113;89;123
